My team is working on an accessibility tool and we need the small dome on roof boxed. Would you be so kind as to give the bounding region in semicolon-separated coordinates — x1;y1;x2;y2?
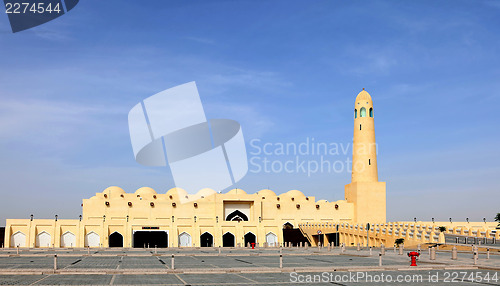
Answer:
196;188;216;197
282;190;306;198
166;187;187;197
257;189;276;197
317;199;328;203
227;188;247;195
356;89;372;102
135;187;157;196
103;186;125;197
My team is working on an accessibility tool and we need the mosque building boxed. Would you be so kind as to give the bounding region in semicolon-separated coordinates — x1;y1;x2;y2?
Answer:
3;90;387;248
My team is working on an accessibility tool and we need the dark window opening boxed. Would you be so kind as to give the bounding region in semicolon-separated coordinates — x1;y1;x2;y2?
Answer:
244;232;256;246
133;231;168;248
226;210;248;221
200;232;213;247
222;232;235;247
109;232;123;247
360;124;362;130
369;159;371;165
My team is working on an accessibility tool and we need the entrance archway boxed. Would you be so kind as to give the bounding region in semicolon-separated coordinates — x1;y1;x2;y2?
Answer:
61;232;76;248
109;232;123;247
222;232;235;247
178;232;192;247
10;231;26;247
85;232;100;247
133;231;168;248
244;232;256;247
200;232;213;247
266;232;278;247
36;231;51;248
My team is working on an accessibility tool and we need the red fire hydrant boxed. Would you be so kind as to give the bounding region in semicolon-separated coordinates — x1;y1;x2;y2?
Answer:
251;243;256;249
408;251;419;266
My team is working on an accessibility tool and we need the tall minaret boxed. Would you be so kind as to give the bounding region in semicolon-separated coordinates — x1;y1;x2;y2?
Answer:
345;89;386;223
352;88;378;183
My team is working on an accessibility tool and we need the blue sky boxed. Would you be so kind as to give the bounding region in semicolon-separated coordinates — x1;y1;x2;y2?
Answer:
0;0;499;224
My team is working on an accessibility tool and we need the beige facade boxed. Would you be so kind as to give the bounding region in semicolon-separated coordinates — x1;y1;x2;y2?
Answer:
4;89;389;249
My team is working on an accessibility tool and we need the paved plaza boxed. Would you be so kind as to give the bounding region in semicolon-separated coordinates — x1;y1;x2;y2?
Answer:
0;246;498;285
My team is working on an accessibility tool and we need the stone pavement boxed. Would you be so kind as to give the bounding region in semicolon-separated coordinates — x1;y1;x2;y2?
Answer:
0;247;498;285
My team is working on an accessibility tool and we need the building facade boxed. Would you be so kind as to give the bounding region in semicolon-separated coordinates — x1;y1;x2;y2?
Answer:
4;90;387;248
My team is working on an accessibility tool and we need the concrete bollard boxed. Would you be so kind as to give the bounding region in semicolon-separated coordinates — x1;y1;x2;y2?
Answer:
171;254;175;270
394;245;397;253
305;243;308;250
379;253;382;266
473;251;477;265
280;254;283;268
154;246;157;254
218;246;221;256
54;255;57;271
16;246;19;255
428;247;431;256
369;247;372;256
430;247;436;260
487;248;490;260
357;243;360;251
318;245;321;251
87;247;90;255
381;244;385;255
300;242;303;248
452;246;457;260
398;245;404;255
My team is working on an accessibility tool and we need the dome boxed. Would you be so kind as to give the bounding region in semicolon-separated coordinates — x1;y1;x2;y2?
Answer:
166;187;188;198
227;188;247;195
196;188;216;198
282;190;306;198
103;186;125;197
356;89;372;102
134;187;157;196
257;189;276;197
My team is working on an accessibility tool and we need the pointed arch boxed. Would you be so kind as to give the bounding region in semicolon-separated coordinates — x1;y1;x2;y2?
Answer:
266;232;278;247
109;231;123;247
244;232;256;246
85;231;100;247
222;232;235;247
354;109;357;118
369;107;373;117
36;231;51;248
61;231;76;248
200;232;213;247
360;107;366;117
10;231;26;247
226;210;248;221
178;232;192;247
283;222;294;229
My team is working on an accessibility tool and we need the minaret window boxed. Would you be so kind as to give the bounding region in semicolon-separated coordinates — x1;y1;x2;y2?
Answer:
354;109;357;118
369;108;373;117
369;159;371;165
360;107;366;117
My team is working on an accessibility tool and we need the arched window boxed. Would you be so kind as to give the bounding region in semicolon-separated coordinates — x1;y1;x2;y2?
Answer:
360;107;366;117
226;210;248;221
354;109;357;118
369;108;373;117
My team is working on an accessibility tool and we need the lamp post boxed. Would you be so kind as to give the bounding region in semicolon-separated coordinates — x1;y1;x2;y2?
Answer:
55;215;58;221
